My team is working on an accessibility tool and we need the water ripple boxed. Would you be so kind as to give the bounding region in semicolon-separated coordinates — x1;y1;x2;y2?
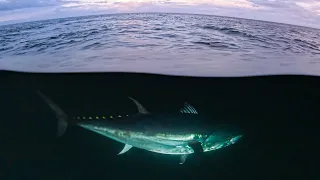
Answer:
0;13;319;76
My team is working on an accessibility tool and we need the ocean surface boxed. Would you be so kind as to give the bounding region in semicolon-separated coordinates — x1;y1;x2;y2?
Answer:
0;13;320;77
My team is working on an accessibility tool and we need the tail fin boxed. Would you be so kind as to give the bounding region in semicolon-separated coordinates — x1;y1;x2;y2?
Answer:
37;90;68;138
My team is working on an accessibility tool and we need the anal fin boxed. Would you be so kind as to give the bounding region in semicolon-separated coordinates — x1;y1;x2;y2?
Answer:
118;144;133;155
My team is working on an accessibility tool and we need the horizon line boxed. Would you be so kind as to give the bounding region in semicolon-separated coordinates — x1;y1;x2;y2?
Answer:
0;12;319;30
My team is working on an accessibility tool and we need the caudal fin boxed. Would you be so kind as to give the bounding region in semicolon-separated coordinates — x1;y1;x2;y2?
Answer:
37;90;68;138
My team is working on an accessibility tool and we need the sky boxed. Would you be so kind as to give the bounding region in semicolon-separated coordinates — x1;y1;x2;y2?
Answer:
0;0;319;28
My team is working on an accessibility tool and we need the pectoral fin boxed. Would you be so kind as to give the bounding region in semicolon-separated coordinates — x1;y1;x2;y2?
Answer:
118;144;133;155
179;154;189;164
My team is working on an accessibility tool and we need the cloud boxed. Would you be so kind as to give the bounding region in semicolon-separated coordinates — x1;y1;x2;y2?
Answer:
0;0;60;10
0;0;319;28
248;0;320;14
296;1;320;15
249;0;294;8
243;0;320;27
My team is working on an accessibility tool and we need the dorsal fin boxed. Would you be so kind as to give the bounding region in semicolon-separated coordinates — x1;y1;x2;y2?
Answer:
180;102;198;114
128;97;150;114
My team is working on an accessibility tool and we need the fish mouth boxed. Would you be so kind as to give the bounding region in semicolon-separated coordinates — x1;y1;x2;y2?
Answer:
210;125;244;139
230;134;243;144
188;141;204;153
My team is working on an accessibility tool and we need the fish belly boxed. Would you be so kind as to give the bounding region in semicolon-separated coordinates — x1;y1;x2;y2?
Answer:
78;124;194;155
126;137;194;155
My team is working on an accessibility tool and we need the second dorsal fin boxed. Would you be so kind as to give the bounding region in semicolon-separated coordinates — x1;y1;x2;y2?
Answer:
180;102;198;114
128;97;150;114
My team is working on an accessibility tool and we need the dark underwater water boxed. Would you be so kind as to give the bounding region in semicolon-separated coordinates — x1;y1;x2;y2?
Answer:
0;71;319;180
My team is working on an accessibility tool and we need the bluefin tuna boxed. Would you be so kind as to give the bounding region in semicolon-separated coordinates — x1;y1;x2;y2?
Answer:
37;91;243;164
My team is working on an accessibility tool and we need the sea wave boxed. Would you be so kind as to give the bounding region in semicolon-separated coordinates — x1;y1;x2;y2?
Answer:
0;13;319;76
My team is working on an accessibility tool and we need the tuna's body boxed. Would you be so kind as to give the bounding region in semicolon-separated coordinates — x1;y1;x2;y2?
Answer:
38;92;243;164
78;114;207;155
